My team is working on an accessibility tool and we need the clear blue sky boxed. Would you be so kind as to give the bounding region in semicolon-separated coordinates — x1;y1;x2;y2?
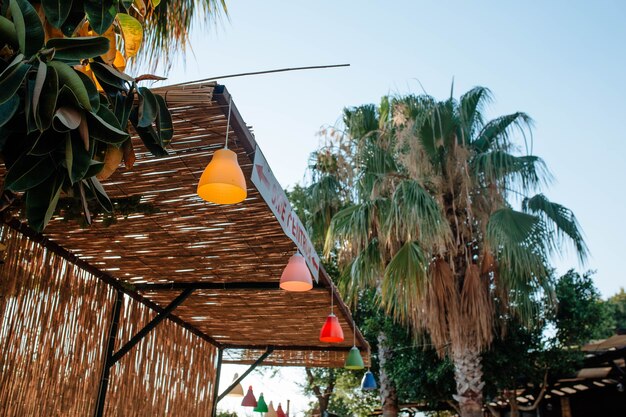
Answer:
159;0;626;298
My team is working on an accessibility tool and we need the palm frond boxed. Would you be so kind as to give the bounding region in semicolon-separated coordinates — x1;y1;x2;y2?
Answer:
472;151;552;193
458;86;492;142
472;112;534;153
385;179;451;251
141;0;228;69
381;241;429;326
486;208;549;280
324;200;381;258
522;194;588;262
338;238;384;304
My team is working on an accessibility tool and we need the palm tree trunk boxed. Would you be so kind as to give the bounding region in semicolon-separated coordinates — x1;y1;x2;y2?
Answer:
451;344;485;417
377;330;399;417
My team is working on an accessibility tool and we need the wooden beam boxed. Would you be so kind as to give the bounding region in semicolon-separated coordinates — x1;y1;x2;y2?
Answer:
217;347;274;403
94;290;123;417
211;348;223;417
109;289;194;365
134;281;324;291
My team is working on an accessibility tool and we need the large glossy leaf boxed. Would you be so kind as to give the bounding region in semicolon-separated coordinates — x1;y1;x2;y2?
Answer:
113;90;134;129
84;0;117;35
29;130;67;156
9;0;45;57
129;106;167;156
36;66;59;130
60;0;86;37
137;86;157;128
154;94;173;145
87;106;129;144
46;36;110;61
0;60;30;104
24;73;38;133
86;176;113;212
25;170;64;232
53;106;81;131
90;61;133;86
0;95;19;127
117;13;143;57
0;15;18;47
5;153;56;191
48;61;92;111
76;70;100;110
66;133;92;183
42;0;74;28
32;60;47;125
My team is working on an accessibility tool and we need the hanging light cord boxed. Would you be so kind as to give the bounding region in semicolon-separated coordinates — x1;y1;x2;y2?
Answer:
224;96;233;149
330;284;334;315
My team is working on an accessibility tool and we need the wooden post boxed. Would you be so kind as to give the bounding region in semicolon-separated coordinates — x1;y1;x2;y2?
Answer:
211;348;223;417
560;397;572;417
94;290;123;417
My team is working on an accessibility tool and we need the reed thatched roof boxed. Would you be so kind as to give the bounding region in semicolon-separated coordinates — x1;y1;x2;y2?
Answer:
7;81;368;368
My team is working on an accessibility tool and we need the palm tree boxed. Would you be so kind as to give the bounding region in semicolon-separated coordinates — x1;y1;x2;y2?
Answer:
142;0;228;68
309;87;587;417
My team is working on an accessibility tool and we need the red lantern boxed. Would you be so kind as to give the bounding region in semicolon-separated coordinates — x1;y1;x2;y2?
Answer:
319;313;344;343
241;386;257;407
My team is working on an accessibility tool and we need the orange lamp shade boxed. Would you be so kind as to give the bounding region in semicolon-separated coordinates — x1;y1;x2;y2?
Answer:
241;385;257;407
319;313;344;343
276;404;286;417
197;148;247;204
280;253;313;292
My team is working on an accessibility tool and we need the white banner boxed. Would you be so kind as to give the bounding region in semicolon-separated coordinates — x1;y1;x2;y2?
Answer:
251;149;320;281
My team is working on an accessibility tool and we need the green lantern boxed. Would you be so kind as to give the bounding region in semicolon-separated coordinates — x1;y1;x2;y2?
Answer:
344;346;365;370
254;393;269;413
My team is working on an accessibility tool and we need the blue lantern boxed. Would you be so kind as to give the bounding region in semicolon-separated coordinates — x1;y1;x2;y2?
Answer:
361;370;377;390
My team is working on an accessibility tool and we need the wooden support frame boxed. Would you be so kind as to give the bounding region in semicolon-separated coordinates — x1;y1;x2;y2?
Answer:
211;348;223;417
216;347;275;403
134;281;323;291
93;288;193;416
110;288;195;365
94;290;124;417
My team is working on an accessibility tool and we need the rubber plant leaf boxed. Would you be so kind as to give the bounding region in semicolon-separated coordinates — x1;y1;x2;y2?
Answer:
46;36;111;61
5;153;56;192
136;86;158;128
84;0;117;35
36;65;59;130
0;95;19;127
86;105;130;144
9;0;45;57
48;61;92;111
41;0;74;29
0;61;31;104
117;13;143;58
155;94;173;145
0;15;18;47
25;170;64;232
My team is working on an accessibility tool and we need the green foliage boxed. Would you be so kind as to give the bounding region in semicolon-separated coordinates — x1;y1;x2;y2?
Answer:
0;0;173;231
554;270;615;346
607;288;626;330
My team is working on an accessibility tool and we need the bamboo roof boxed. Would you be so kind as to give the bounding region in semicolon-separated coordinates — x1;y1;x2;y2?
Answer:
6;82;368;368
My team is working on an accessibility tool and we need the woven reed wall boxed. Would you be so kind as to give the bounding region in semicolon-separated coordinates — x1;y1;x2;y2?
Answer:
0;226;115;416
0;226;220;416
104;294;219;416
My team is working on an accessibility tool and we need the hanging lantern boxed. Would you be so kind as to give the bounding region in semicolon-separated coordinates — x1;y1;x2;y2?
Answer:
266;401;278;417
197;149;247;204
319;285;344;343
361;370;377;390
196;97;247;205
276;403;286;417
319;313;344;343
226;373;244;397
344;346;365;370
241;386;257;407
254;393;269;413
280;253;312;291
